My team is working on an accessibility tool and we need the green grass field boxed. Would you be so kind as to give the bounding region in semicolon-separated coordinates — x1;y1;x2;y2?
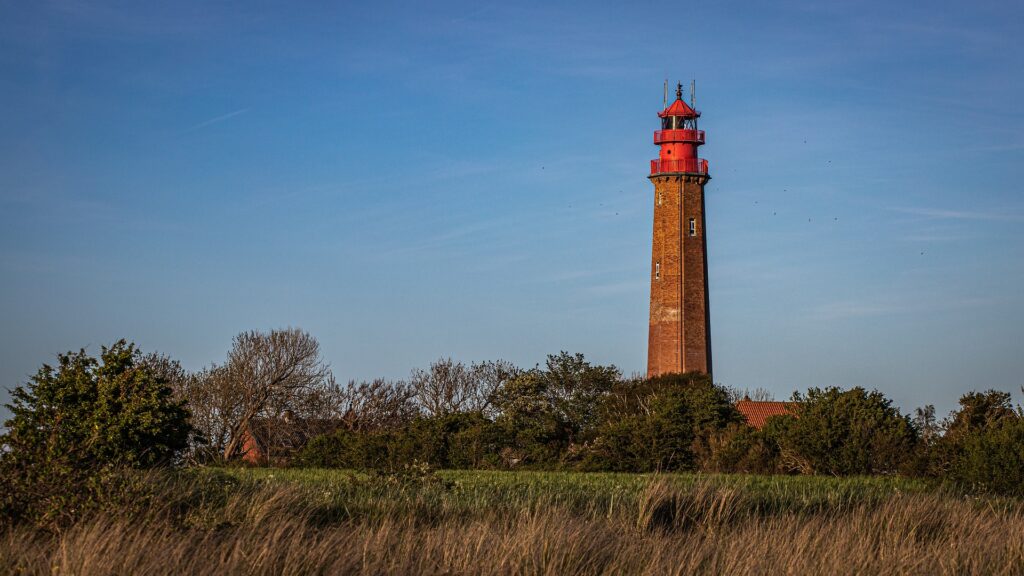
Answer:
225;466;933;513
6;468;1021;575
204;467;958;533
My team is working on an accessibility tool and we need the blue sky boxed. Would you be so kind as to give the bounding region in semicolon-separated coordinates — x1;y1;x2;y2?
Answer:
1;0;1022;419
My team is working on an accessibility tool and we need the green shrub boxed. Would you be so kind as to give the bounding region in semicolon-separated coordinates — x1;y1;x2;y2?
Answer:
582;373;741;472
698;422;783;474
950;415;1024;495
487;353;619;467
0;340;193;526
934;390;1024;495
769;387;916;475
295;412;502;470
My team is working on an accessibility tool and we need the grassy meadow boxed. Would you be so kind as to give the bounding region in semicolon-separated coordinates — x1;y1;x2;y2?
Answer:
3;468;1023;575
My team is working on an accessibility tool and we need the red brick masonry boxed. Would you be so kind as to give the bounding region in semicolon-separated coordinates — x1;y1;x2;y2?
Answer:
647;174;712;378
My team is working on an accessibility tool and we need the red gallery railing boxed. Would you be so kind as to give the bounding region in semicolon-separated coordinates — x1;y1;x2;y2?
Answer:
650;158;709;175
653;129;705;145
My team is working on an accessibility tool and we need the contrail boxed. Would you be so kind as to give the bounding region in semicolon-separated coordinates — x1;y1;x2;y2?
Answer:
181;107;251;133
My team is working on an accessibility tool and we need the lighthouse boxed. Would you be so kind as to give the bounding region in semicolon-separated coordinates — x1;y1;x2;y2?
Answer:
647;82;712;378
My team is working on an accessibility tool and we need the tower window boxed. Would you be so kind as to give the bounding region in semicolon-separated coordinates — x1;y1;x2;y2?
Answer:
655;261;660;280
689;218;696;236
657;192;662;206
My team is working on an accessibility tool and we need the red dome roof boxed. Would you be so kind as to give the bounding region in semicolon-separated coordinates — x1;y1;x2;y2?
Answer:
658;97;699;119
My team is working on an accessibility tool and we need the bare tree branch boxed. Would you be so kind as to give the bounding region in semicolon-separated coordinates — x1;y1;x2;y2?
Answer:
218;328;331;461
333;378;417;432
412;358;520;417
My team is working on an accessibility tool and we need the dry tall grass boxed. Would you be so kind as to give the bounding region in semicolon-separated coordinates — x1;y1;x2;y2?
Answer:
2;472;1022;575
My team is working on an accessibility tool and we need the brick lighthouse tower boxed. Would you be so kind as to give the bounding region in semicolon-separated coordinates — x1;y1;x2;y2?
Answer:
647;82;712;378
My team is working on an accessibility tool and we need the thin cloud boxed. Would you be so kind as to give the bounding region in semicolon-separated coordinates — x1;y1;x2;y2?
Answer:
811;300;896;321
181;108;251;134
901;233;970;243
585;280;645;297
890;207;1024;223
810;296;992;321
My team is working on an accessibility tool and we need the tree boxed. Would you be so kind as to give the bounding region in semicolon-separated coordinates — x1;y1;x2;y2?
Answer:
411;358;519;417
541;352;621;442
930;390;1024;494
1;341;192;523
913;404;941;444
490;369;573;466
586;372;741;472
2;340;192;471
216;328;332;461
172;365;237;461
950;410;1024;495
486;353;619;466
411;358;475;417
726;386;775;403
943;390;1016;440
334;378;418;432
471;360;521;417
770;387;916;475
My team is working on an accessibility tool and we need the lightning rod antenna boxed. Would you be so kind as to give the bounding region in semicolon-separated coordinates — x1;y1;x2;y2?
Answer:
691;79;696;109
663;79;668;108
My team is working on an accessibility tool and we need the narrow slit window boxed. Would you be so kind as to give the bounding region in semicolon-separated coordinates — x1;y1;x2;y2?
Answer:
689;218;696;236
657;192;662;206
655;261;661;280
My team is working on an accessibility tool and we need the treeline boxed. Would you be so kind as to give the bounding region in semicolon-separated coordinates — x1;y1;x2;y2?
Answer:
290;358;1024;498
2;328;1024;511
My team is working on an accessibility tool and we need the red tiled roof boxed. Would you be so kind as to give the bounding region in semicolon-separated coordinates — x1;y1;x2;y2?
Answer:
736;400;796;430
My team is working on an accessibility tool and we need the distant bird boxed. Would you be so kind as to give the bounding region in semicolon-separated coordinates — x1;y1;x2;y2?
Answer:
773;212;777;216
834;217;838;221
921;251;925;255
808;218;812;222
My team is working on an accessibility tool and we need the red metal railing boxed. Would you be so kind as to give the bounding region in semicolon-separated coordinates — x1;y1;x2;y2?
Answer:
650;158;709;175
653;129;705;145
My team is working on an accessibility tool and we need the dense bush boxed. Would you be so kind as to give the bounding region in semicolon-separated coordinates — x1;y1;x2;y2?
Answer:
295;412;501;470
287;371;1016;489
0;341;193;525
13;336;1024;503
182;338;1024;494
698;423;782;474
950;415;1024;495
582;373;742;472
929;390;1024;495
296;371;741;473
767;387;916;475
489;352;620;465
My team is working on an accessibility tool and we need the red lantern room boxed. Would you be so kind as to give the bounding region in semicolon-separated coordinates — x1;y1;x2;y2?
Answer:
651;83;708;175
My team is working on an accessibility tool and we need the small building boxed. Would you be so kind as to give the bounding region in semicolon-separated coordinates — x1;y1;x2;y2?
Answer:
735;399;796;430
239;415;340;465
